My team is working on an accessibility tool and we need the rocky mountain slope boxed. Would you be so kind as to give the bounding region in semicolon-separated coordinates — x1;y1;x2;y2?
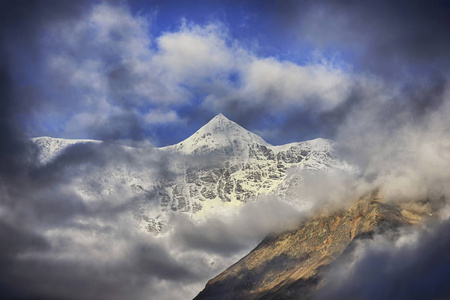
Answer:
154;114;353;219
194;190;431;300
31;114;354;233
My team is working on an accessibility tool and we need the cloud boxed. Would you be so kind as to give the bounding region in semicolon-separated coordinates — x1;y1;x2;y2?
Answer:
170;196;307;257
314;219;450;300
37;2;188;140
0;140;205;300
156;22;237;83
3;1;356;144
2;1;450;300
144;110;181;125
331;79;450;204
238;57;351;111
276;0;450;76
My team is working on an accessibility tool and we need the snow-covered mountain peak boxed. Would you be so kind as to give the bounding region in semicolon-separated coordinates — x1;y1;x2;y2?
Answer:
271;138;334;154
210;112;227;122
32;136;101;164
163;113;271;155
199;113;267;142
31;118;355;233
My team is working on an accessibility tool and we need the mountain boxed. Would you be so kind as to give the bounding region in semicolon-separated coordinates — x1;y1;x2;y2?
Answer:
153;115;354;222
31;136;101;164
31;114;355;233
194;190;430;300
162;113;271;156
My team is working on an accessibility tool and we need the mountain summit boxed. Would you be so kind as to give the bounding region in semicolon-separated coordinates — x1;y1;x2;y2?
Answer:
166;113;270;155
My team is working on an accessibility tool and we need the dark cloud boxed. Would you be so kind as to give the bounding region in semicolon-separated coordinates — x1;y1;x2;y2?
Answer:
0;7;101;298
92;112;147;141
0;220;49;259
0;0;95;177
314;219;450;300
0;65;37;179
172;217;253;256
133;243;198;281
0;241;197;300
276;0;450;76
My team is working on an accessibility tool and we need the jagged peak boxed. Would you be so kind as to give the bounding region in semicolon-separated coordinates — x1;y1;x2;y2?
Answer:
164;113;271;154
205;113;238;127
200;113;248;134
160;114;341;161
212;112;226;120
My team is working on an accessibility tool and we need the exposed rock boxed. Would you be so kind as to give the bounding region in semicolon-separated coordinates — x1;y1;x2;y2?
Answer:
194;190;430;300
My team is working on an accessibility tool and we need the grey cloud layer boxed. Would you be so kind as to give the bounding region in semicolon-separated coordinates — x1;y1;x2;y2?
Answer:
0;141;222;300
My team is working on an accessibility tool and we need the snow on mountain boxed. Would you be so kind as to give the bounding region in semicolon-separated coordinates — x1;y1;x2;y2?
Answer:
32;136;101;164
162;113;271;157
31;114;355;233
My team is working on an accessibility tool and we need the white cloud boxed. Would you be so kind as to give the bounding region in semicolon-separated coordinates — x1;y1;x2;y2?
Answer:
239;57;352;111
89;3;153;59
155;23;237;82
144;110;181;124
37;2;356;140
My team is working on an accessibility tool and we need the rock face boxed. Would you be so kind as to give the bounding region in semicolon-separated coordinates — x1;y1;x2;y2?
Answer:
31;114;354;233
152;115;353;221
154;136;348;216
194;190;429;300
